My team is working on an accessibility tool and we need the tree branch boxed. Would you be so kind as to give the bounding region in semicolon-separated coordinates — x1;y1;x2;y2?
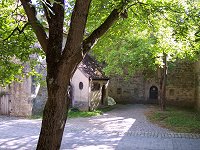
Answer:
3;22;29;41
62;0;92;60
82;9;123;54
45;0;64;69
11;1;22;17
20;0;48;53
41;0;52;24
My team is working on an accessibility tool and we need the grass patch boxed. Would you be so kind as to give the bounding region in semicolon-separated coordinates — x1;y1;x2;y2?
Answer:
146;106;200;133
31;106;115;119
31;110;102;119
68;110;102;118
68;106;115;118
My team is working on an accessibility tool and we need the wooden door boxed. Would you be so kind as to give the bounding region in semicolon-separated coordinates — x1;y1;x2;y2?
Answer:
0;94;10;115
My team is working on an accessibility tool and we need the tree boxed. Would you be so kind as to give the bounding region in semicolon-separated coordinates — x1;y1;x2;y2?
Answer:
0;1;43;86
18;0;130;149
2;0;199;149
92;0;200;111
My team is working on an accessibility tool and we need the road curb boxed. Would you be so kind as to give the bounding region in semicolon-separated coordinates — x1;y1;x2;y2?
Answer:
125;131;200;139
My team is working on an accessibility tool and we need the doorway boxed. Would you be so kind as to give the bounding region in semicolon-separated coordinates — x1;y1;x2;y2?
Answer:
149;86;158;103
101;85;106;105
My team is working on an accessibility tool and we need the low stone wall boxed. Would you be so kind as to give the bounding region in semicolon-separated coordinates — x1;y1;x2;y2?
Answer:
108;75;146;104
109;61;196;108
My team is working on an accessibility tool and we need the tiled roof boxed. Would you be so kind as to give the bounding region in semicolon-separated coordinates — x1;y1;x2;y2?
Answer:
78;55;109;80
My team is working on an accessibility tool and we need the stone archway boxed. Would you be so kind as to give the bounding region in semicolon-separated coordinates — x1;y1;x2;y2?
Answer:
149;86;158;104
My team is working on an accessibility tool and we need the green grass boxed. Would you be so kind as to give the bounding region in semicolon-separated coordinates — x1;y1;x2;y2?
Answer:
146;106;200;133
31;110;102;119
68;106;115;118
68;110;102;118
31;106;115;119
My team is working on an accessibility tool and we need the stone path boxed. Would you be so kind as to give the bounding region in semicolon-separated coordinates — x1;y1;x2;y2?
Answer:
0;104;200;150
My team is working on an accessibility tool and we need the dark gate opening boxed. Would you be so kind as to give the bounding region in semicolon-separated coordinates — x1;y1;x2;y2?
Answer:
149;86;158;104
101;85;106;105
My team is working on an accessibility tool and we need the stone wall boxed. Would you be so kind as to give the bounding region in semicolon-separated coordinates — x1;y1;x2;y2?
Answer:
166;62;195;108
1;60;197;117
108;61;196;108
108;74;146;104
9;77;33;117
194;61;200;111
0;76;45;117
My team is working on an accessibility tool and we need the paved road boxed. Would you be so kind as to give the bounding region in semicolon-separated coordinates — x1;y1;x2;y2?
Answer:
0;104;200;150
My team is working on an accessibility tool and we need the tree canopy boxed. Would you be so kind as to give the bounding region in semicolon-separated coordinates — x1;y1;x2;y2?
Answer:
0;0;44;86
1;0;199;83
0;0;200;149
92;0;200;77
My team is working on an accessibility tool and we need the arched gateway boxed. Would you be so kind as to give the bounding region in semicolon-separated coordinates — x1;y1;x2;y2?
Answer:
149;86;158;103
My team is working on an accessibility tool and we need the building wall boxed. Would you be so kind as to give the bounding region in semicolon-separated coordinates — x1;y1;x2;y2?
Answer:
108;62;196;107
32;69;91;113
89;80;109;110
0;77;33;117
33;69;109;112
194;61;200;111
166;62;195;108
1;60;197;116
71;69;90;111
108;74;146;104
9;77;33;116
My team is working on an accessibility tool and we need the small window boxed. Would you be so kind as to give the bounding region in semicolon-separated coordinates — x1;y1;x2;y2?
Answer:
169;89;175;96
117;88;122;94
91;82;100;91
79;82;83;90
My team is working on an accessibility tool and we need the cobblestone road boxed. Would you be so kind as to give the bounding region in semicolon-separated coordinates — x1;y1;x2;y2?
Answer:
0;104;200;150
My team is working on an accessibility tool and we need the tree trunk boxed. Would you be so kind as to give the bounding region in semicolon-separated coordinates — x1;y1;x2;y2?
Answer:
36;87;69;150
36;70;69;149
160;73;166;111
159;53;167;111
20;0;125;149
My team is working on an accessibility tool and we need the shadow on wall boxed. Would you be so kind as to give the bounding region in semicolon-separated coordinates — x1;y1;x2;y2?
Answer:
90;90;102;111
32;87;47;115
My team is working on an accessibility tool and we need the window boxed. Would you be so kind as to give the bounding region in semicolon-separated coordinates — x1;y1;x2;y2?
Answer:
169;89;175;96
91;82;100;91
79;82;83;90
117;88;122;94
